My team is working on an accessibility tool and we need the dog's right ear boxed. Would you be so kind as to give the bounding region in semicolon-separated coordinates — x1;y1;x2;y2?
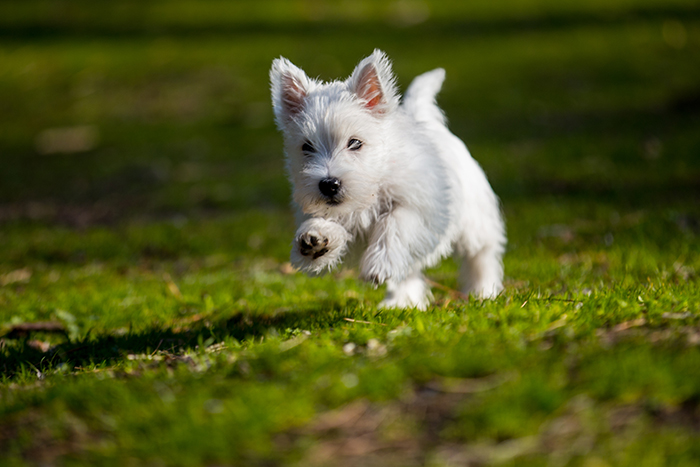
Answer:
270;57;311;126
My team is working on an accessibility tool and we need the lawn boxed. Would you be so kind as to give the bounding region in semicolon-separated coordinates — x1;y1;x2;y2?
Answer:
1;1;700;465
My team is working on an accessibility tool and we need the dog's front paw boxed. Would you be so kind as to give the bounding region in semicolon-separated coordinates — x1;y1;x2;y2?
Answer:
359;266;390;287
291;218;351;275
359;244;406;287
298;232;330;259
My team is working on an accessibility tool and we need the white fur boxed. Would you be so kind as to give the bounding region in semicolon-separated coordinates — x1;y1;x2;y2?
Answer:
270;50;506;309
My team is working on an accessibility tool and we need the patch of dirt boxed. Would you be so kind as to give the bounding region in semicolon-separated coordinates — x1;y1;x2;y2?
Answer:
286;387;470;467
0;408;108;465
286;373;700;467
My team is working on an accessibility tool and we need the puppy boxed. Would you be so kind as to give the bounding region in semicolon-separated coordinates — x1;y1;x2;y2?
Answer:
270;50;505;309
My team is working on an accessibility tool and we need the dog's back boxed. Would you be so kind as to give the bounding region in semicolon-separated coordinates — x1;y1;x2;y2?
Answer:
404;67;506;295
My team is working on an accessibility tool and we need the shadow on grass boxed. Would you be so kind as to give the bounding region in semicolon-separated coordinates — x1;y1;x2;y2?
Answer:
1;303;351;379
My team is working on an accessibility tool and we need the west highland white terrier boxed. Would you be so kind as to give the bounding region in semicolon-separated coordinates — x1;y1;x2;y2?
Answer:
270;50;506;309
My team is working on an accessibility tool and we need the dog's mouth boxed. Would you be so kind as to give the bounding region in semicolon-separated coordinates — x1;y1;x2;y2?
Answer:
323;195;343;206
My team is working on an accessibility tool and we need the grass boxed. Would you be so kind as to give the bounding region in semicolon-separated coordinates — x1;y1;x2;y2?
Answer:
1;0;700;465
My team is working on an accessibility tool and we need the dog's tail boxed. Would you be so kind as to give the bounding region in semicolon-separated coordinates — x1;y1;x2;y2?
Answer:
403;68;446;125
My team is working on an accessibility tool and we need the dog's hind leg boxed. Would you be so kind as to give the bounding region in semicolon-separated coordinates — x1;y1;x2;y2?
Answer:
379;271;433;310
458;246;503;299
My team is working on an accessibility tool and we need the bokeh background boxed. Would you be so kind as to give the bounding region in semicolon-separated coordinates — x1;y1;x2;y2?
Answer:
2;0;698;232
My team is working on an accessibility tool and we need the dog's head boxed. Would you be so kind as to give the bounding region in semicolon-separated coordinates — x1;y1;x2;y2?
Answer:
270;50;399;218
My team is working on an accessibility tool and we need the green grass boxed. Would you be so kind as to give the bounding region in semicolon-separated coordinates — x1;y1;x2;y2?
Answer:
1;0;700;465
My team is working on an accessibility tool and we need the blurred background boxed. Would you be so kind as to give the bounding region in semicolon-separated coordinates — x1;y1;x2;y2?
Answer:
0;0;698;243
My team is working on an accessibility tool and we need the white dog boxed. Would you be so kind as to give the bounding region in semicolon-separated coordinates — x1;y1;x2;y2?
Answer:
270;50;505;309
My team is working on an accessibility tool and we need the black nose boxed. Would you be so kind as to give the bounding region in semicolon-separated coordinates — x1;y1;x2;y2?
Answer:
319;177;341;197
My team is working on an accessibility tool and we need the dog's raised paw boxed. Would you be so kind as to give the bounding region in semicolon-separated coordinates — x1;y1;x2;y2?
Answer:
298;232;329;259
291;218;351;274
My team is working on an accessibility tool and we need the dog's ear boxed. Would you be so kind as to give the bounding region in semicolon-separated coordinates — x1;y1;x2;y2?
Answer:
347;49;399;114
270;57;312;125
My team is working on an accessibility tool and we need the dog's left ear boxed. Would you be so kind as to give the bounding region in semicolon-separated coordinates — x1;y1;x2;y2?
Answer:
347;49;399;114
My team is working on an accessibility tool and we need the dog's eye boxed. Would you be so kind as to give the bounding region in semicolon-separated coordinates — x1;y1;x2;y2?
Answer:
301;141;315;154
347;138;363;151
